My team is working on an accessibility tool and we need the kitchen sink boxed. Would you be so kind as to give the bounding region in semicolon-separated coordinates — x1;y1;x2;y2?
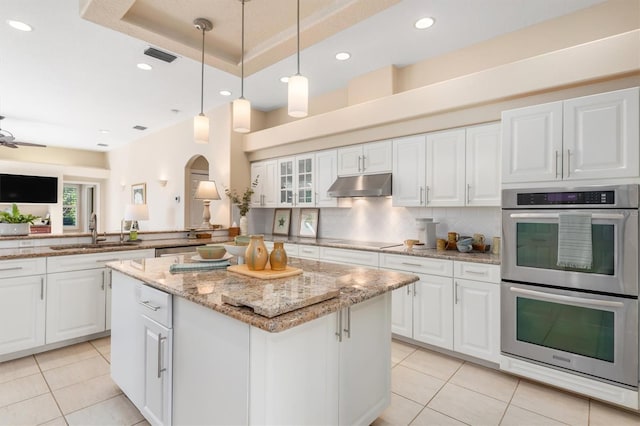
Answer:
49;242;141;250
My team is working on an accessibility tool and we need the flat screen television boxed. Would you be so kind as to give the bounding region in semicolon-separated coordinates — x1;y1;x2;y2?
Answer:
0;173;58;204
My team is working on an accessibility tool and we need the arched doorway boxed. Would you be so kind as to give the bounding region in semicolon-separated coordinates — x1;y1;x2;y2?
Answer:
184;155;209;229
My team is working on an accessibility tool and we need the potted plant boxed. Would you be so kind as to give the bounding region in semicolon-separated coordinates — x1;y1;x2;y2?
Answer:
224;177;258;236
0;204;40;236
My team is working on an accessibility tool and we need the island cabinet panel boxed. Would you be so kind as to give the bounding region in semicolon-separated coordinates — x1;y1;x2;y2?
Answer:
0;275;45;355
172;297;250;426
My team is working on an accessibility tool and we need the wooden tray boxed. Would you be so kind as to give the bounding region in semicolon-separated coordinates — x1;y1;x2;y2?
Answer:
227;264;303;279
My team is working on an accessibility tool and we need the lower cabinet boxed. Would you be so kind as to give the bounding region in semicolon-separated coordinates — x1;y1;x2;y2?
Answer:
413;274;454;350
141;315;172;426
0;274;46;355
46;269;107;344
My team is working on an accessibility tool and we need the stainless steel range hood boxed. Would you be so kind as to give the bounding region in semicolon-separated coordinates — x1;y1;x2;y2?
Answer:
327;173;392;198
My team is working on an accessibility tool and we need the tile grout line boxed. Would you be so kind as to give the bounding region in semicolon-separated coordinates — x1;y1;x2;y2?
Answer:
33;354;68;425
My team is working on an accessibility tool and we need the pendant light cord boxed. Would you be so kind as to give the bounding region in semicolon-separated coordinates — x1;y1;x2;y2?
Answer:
241;0;245;98
296;0;300;76
200;26;205;114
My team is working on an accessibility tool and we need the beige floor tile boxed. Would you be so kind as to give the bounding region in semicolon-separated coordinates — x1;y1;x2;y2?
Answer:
53;374;122;415
0;356;39;384
410;407;466;425
589;400;640;425
500;405;567;426
0;373;49;408
391;339;417;366
0;393;61;425
511;380;589;425
40;416;69;426
428;383;507;426
400;348;463;381
65;394;143;426
133;420;150;426
449;362;519;402
392;365;445;405
43;356;110;391
372;393;424;426
89;337;110;350
35;342;99;371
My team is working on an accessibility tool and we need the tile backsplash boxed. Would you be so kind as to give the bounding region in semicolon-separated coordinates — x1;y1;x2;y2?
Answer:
248;197;501;244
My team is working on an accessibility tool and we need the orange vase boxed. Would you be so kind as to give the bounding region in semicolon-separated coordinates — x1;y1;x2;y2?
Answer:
245;235;269;271
269;242;288;271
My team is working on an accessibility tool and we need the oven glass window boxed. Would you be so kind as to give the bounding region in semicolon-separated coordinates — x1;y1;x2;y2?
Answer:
516;223;614;275
516;297;614;362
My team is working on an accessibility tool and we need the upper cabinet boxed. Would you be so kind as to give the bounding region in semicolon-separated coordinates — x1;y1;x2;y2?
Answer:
502;87;639;184
251;160;278;208
277;154;316;207
337;141;392;176
392;123;501;207
315;150;339;208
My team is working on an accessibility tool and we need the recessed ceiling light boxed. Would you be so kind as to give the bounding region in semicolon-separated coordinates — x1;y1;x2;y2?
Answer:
219;90;232;96
280;76;289;83
335;52;351;61
99;129;110;134
414;17;435;30
97;143;109;147
137;63;152;71
7;20;32;32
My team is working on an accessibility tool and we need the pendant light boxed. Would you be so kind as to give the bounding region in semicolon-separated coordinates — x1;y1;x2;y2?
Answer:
288;0;308;118
193;18;212;144
233;0;251;133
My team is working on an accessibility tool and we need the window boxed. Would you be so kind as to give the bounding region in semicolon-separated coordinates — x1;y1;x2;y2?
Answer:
63;184;79;229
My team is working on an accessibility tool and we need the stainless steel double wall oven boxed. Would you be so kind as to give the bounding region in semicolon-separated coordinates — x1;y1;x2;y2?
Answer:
501;184;639;389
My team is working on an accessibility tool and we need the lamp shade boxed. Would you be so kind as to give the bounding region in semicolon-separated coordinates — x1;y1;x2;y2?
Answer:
124;204;149;221
288;74;308;117
233;98;251;133
194;113;209;144
194;180;221;200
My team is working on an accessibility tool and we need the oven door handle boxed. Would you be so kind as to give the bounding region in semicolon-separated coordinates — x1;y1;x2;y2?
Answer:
510;286;625;308
509;212;626;220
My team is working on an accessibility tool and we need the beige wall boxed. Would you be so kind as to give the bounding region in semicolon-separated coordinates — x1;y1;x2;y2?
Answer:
0;145;108;168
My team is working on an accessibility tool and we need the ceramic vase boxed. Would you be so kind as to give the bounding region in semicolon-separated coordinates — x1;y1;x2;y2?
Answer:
269;242;288;271
239;215;248;236
245;235;268;271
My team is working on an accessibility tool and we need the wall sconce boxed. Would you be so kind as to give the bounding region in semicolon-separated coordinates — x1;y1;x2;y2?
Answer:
158;179;168;187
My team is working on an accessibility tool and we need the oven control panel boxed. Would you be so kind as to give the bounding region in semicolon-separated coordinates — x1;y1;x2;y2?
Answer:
517;190;614;206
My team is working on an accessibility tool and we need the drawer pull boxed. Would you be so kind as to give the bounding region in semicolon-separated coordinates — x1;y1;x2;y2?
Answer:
401;262;422;267
464;269;487;275
97;258;119;263
0;266;23;272
139;300;160;311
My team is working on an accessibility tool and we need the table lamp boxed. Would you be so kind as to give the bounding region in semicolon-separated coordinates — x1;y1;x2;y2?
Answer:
124;203;149;241
194;180;221;229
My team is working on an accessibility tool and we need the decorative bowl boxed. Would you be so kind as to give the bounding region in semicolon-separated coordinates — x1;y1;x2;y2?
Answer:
457;244;473;253
222;243;248;258
197;245;226;259
234;235;250;246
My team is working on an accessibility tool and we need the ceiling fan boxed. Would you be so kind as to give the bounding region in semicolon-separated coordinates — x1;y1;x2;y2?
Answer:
0;116;46;149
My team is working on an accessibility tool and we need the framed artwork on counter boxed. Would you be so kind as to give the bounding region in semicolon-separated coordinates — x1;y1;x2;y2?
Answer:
299;208;319;238
272;208;292;236
132;183;146;204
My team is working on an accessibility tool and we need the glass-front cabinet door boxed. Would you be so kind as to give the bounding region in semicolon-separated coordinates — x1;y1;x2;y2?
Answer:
278;157;294;206
296;155;315;207
278;154;315;207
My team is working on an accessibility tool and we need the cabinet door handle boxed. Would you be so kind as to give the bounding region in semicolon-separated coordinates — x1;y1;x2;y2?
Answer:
335;310;343;342
0;266;22;272
413;284;417;297
157;334;167;378
455;282;459;304
406;285;411;295
101;271;105;290
555;150;560;179
357;155;362;173
343;307;351;339
425;186;430;205
108;270;112;289
419;187;424;205
566;149;571;178
361;155;366;172
40;277;44;300
139;300;160;311
467;184;471;204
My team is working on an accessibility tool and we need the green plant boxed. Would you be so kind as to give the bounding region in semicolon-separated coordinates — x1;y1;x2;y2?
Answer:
0;204;39;224
224;177;259;216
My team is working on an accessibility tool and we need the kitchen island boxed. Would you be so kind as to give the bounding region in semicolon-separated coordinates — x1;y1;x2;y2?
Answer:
108;255;418;426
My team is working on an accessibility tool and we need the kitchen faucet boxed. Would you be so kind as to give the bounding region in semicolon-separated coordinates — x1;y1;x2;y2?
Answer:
89;212;106;244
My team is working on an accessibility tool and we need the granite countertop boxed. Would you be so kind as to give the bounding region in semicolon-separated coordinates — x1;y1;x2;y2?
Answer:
0;237;230;260
107;255;418;333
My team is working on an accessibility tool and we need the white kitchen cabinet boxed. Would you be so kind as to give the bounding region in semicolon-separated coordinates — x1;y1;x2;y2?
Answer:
277;154;315;207
502;87;639;183
250;159;278;207
337;140;392;176
0;274;46;355
141;315;172;426
295;244;320;259
105;269;112;330
319;246;379;267
453;261;500;363
413;274;454;349
465;123;501;206
390;284;413;337
392;135;426;207
426;128;466;206
46;268;107;343
315;149;339;207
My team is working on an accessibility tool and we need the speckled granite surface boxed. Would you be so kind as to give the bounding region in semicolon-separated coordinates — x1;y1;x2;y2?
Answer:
107;256;418;333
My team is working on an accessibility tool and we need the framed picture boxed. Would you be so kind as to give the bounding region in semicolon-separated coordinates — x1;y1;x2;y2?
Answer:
132;183;146;204
272;208;292;236
298;208;319;238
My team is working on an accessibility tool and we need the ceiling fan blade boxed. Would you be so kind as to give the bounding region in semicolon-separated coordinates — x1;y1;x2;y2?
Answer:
13;140;47;148
0;141;18;149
